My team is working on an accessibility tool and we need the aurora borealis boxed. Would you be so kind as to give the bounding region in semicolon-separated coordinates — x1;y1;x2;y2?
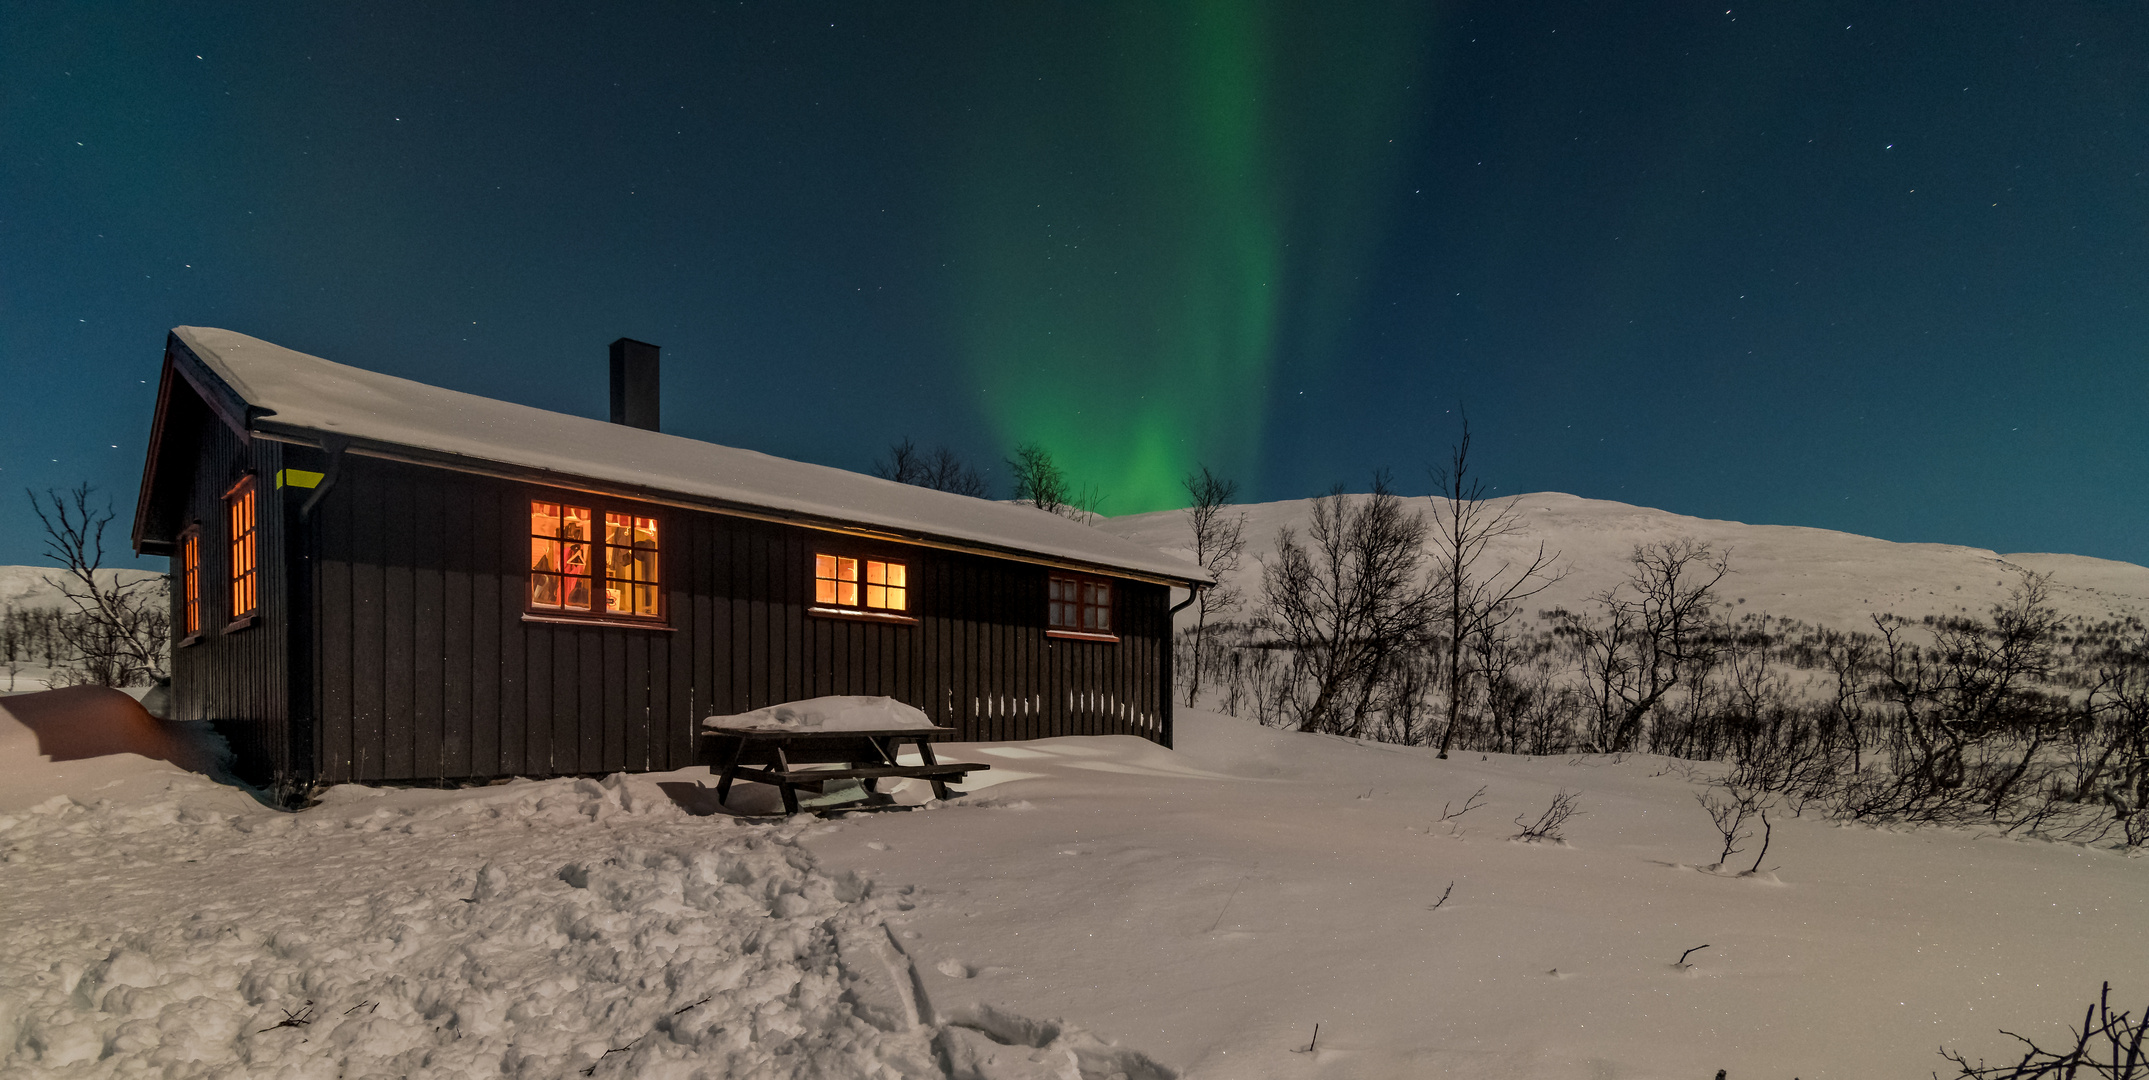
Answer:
3;2;2148;566
947;2;1427;513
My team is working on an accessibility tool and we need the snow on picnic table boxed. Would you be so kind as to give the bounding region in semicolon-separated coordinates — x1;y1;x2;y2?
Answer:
2;696;2145;1079
705;696;942;734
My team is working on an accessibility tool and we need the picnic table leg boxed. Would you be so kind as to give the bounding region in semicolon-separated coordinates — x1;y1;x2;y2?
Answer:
710;736;745;806
913;740;955;801
773;746;802;815
861;736;898;796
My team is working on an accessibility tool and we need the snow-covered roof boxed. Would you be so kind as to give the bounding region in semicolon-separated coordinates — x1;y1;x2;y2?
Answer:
166;327;1206;584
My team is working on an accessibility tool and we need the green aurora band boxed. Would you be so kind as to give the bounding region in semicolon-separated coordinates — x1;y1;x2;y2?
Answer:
950;1;1430;513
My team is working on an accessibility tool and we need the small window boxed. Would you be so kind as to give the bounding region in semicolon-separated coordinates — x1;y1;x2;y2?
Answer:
814;554;909;615
227;477;257;623
1048;574;1112;636
528;499;662;621
179;528;201;638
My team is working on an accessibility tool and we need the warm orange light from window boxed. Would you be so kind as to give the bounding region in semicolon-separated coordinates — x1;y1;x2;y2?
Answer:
816;554;906;612
815;554;860;607
181;532;201;636
227;480;257;619
529;501;593;611
603;512;660;616
866;560;906;611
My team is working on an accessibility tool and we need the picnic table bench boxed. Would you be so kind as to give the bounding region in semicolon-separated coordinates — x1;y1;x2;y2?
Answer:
701;725;987;814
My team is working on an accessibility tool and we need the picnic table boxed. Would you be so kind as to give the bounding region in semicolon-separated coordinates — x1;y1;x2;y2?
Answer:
701;724;987;814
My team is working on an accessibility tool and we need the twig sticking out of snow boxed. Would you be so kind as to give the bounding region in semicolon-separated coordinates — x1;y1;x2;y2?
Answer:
1290;1023;1321;1053
258;1001;316;1033
1440;785;1487;824
1676;944;1710;968
1430;881;1455;911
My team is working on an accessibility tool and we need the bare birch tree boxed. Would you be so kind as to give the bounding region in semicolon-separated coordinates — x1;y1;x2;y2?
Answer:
1260;473;1437;736
30;484;170;686
874;437;990;497
1007;443;1070;515
1181;465;1246;706
1426;420;1563;758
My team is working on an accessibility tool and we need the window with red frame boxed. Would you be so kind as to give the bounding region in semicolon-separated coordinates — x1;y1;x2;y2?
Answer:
814;554;907;613
226;478;257;622
179;528;201;638
528;500;662;618
1047;574;1111;635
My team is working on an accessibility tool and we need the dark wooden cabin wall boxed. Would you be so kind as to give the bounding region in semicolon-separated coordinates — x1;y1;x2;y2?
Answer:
300;456;1169;786
167;420;291;789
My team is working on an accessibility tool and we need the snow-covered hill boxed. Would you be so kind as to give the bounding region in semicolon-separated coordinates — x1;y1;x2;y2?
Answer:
0;565;165;613
1102;491;2149;630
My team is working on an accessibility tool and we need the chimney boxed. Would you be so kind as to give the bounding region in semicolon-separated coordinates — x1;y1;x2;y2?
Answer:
609;338;660;431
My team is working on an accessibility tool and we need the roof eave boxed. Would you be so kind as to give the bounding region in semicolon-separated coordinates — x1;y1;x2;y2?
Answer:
248;419;1211;588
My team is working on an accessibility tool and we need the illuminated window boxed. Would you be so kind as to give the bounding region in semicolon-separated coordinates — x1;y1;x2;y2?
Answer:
816;554;859;607
180;528;201;638
816;554;907;613
529;501;594;611
1048;574;1111;635
227;477;257;621
529;499;662;620
603;512;661;616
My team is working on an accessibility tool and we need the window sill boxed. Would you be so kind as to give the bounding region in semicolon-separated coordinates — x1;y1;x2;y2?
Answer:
808;606;919;626
1047;629;1119;644
222;614;257;634
176;632;203;649
521;612;676;631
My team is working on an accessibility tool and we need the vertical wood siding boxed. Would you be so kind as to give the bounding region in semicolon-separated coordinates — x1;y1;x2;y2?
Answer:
167;421;293;790
191;452;1169;787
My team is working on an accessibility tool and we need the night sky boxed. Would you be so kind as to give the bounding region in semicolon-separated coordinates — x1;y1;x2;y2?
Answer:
4;2;2145;571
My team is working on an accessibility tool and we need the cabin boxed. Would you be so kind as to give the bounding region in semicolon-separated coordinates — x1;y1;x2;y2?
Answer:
131;327;1205;804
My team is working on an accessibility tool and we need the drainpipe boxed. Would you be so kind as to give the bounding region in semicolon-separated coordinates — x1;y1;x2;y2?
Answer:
299;435;349;518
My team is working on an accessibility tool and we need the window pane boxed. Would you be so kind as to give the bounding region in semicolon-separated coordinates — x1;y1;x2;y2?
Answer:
866;560;886;586
884;563;905;588
817;553;836;579
566;574;591;611
837;580;858;607
867;584;886;608
885;585;906;612
532;501;560;538
817;578;837;604
562;506;591;541
532;574;560;607
838;557;858;582
530;536;558;573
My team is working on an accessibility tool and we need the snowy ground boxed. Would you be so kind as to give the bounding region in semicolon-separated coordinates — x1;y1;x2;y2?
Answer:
3;692;2144;1079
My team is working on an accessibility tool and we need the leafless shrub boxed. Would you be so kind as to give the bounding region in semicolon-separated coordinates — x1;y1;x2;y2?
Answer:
1696;786;1773;873
1937;982;2148;1079
1511;789;1582;843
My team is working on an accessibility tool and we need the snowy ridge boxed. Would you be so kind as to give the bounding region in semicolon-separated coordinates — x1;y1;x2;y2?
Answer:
1101;490;2149;630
